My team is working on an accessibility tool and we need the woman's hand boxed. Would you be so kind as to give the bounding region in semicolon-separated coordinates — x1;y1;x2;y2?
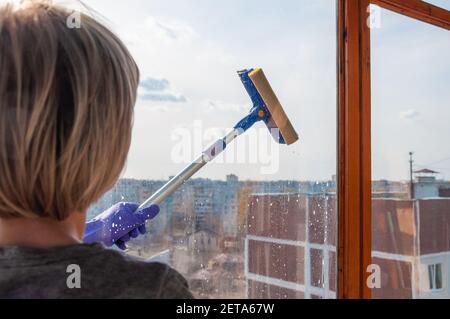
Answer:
83;202;160;250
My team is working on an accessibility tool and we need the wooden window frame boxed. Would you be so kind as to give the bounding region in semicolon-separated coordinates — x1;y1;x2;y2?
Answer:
337;0;450;299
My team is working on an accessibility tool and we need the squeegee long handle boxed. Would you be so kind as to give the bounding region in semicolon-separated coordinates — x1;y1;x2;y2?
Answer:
138;128;242;210
138;154;207;209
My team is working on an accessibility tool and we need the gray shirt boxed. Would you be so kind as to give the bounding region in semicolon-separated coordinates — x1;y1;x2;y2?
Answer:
0;243;193;299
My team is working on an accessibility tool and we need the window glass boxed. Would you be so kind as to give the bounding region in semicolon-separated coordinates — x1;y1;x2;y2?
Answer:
86;0;337;299
371;8;450;299
428;265;435;290
428;264;443;291
423;0;450;11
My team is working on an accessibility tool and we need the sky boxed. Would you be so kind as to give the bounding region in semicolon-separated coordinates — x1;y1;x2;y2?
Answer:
6;0;449;182
78;0;338;182
370;5;450;181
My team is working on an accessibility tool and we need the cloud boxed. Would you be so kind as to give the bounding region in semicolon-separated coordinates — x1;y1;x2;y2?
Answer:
399;109;420;120
140;77;170;92
139;77;187;104
140;93;187;103
144;16;197;42
202;99;249;113
140;104;176;112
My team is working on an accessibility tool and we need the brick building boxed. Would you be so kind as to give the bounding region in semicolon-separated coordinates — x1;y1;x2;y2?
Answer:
372;197;450;298
245;193;337;299
245;191;450;299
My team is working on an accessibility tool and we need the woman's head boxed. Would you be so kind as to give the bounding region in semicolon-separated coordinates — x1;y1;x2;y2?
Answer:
0;1;139;220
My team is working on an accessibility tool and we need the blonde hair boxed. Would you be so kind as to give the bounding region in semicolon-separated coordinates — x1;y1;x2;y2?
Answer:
0;1;140;220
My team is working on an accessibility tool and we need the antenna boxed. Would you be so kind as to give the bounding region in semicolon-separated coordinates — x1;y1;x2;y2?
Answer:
409;152;414;199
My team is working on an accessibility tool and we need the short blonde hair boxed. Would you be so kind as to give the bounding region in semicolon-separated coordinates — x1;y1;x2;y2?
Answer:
0;1;139;220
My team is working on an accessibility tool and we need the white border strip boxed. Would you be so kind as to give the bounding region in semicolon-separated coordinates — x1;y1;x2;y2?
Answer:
246;235;336;252
372;250;450;263
247;272;336;299
372;250;414;263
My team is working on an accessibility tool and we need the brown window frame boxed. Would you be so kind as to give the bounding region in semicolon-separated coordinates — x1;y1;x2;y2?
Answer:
336;0;450;299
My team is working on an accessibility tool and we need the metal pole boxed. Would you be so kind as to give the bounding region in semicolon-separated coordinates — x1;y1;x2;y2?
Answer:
409;152;414;199
138;128;243;210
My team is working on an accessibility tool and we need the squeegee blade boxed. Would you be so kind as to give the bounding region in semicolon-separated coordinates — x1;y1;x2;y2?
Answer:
249;68;299;145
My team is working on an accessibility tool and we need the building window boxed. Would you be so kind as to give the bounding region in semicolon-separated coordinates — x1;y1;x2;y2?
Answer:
428;263;443;291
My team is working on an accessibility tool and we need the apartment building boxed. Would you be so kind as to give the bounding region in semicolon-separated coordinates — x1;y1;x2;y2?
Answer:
245;193;337;299
245;178;450;299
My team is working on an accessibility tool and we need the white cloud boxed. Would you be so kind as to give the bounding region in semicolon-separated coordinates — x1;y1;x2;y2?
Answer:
137;104;177;112
399;109;420;120
202;99;249;113
140;77;170;92
144;16;197;43
140;93;187;103
138;76;187;104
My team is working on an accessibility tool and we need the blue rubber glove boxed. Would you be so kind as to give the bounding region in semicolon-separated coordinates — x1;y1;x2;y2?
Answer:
83;202;160;250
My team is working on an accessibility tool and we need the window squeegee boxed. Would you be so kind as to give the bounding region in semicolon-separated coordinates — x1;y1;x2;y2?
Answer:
138;68;299;210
